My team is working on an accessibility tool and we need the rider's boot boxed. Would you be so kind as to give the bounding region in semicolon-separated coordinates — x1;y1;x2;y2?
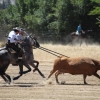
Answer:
12;50;23;66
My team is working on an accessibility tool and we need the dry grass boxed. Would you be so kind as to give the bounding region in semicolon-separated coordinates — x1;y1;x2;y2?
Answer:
0;42;6;47
34;43;100;61
0;43;100;100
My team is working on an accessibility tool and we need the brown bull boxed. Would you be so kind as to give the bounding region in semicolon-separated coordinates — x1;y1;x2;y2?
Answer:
48;57;100;84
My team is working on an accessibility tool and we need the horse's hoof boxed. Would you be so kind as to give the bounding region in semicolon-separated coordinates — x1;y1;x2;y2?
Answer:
5;83;10;86
19;72;23;75
42;75;46;78
84;82;88;85
33;69;36;72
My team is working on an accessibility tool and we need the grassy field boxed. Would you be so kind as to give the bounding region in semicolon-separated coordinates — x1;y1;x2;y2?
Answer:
34;43;100;61
0;43;100;100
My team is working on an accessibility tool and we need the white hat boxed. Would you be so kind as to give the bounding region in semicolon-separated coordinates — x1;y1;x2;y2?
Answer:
13;27;20;31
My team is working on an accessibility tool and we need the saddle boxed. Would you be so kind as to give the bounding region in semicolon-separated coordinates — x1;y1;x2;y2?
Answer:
6;43;17;53
6;43;24;66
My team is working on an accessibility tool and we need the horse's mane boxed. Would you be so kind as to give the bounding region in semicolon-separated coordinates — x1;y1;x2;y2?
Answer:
23;36;32;46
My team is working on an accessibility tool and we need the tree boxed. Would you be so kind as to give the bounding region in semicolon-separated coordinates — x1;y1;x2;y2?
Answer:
89;0;100;26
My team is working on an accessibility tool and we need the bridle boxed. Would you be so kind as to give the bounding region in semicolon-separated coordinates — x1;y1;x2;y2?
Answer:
29;35;40;48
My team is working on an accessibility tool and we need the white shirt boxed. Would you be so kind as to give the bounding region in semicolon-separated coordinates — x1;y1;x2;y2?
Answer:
8;31;17;43
16;33;24;41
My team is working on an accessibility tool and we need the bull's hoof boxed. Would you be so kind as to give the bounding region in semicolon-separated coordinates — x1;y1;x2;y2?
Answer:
61;81;65;85
56;81;60;84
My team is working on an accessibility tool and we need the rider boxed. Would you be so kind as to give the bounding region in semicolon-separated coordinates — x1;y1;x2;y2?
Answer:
76;24;83;35
7;27;23;63
16;28;26;57
16;28;25;41
16;28;32;73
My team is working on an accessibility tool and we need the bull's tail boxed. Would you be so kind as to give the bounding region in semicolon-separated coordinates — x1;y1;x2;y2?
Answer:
48;58;61;78
48;69;57;78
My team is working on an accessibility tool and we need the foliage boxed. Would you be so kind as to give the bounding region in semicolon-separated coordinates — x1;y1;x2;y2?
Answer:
0;0;99;42
89;0;100;26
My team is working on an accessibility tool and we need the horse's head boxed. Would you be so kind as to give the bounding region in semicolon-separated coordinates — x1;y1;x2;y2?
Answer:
29;35;40;48
81;30;92;37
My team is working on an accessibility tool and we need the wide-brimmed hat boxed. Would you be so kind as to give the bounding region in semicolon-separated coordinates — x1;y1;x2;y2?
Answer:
13;27;20;31
20;28;26;34
20;28;25;32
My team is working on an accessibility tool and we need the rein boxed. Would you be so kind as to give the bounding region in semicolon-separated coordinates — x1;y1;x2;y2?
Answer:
39;46;70;58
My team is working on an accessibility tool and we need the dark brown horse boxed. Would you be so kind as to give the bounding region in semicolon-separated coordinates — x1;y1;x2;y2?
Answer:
70;30;92;45
0;35;45;84
12;35;45;81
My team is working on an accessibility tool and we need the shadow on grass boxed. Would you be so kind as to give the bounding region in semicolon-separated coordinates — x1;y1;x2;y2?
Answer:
59;82;100;86
0;82;45;87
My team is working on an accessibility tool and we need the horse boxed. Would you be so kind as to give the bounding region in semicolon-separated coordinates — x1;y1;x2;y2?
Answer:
0;34;45;84
69;30;92;45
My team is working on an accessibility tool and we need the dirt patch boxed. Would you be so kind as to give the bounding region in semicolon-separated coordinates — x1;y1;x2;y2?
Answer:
0;62;100;100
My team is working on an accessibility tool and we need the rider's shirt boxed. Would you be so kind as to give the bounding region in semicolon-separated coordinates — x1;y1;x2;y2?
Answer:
8;31;17;43
16;33;23;41
77;25;82;34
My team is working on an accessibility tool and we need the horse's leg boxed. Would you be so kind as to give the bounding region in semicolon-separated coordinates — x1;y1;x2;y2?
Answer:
71;36;74;46
85;38;88;46
19;61;31;74
80;38;81;46
13;74;23;80
79;36;82;46
17;59;24;74
13;62;23;80
4;73;11;83
13;60;32;80
32;60;39;72
0;61;10;84
1;74;10;84
18;64;23;74
29;61;45;78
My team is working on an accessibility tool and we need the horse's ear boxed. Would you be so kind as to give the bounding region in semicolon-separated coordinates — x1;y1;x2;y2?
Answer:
29;33;32;36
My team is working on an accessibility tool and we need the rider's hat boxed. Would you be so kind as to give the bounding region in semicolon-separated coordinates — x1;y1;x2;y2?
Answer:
20;28;25;33
13;27;20;31
20;28;25;32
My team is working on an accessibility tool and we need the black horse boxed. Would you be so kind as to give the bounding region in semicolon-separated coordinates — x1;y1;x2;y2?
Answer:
69;30;92;45
0;34;45;84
